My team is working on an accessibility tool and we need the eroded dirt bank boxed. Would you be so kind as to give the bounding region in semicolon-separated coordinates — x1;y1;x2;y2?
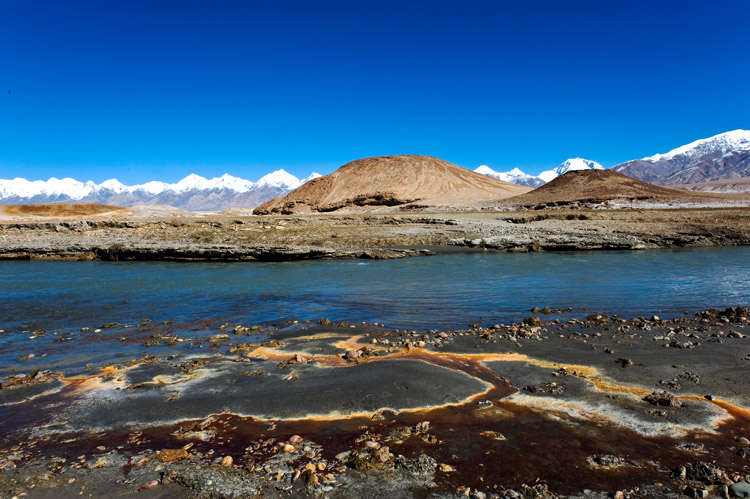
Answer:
1;308;749;498
1;208;750;261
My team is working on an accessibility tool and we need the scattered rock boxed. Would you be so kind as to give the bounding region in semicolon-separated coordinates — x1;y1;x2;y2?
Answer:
138;479;159;490
586;454;623;469
156;448;189;463
524;382;565;394
616;357;634;368
643;390;683;407
344;349;361;360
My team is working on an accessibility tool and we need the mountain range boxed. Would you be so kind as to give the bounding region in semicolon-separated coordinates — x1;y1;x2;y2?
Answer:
475;130;750;191
612;129;750;186
0;170;321;211
1;129;748;209
474;158;604;188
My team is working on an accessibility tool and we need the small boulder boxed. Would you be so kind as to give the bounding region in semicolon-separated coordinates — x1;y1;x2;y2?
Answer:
730;482;750;498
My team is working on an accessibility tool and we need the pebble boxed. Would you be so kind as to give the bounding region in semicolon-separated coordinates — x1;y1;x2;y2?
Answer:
737;437;750;445
220;455;233;467
345;349;361;360
138;479;159;490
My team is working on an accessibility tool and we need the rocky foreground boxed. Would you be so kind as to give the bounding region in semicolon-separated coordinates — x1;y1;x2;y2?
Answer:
1;307;750;498
1;207;750;261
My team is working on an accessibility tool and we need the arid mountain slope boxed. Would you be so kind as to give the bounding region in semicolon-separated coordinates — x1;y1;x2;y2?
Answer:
254;155;530;214
679;177;750;194
0;203;129;219
506;169;735;208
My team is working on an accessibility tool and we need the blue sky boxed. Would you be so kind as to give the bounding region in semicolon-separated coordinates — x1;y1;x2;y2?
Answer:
1;0;748;184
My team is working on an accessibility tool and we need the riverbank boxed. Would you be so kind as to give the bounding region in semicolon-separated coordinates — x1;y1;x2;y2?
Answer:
1;307;749;498
1;207;750;261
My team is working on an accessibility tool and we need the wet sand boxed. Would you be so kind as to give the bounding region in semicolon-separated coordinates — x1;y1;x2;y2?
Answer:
1;308;749;498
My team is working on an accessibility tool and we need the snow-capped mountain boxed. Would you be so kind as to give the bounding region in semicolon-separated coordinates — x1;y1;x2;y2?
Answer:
474;158;602;188
538;158;604;183
613;130;750;186
473;165;545;188
0;169;321;210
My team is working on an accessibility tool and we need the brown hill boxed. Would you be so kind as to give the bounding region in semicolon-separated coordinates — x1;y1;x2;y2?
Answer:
1;203;129;218
254;155;530;214
506;169;737;208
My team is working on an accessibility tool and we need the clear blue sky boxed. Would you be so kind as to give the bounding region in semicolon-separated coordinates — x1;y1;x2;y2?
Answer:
1;0;748;184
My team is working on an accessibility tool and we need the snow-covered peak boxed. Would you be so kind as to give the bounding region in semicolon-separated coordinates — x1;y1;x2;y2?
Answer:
301;172;322;184
211;173;255;192
474;165;544;188
255;169;301;189
134;181;170;195
644;129;750;162
36;177;97;199
0;168;319;202
173;173;212;193
475;165;529;181
100;179;126;193
474;165;499;176
538;158;603;183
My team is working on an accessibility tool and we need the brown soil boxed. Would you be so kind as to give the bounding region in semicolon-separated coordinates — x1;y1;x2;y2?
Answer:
506;169;745;208
254;155;530;214
2;203;129;218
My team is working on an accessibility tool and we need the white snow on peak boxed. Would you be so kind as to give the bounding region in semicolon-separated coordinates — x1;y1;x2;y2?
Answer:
211;173;255;192
538;158;603;183
99;179;126;193
173;173;212;193
255;169;302;189
134;181;170;195
33;177;97;200
475;165;524;181
0;168;322;201
644;129;750;162
474;165;544;187
474;165;499;176
302;172;322;184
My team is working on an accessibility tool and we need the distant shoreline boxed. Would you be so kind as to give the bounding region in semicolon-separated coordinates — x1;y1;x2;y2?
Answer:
1;206;749;262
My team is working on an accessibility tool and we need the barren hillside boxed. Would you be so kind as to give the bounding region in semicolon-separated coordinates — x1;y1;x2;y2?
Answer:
254;155;530;214
507;169;739;208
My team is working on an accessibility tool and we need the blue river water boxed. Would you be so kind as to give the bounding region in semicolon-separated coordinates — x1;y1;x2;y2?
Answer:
0;247;749;375
1;247;748;333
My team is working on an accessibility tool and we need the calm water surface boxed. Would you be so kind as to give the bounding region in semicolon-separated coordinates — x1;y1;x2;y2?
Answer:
1;247;748;332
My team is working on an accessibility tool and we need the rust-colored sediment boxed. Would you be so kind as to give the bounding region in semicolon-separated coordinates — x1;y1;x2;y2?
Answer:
4;333;750;496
